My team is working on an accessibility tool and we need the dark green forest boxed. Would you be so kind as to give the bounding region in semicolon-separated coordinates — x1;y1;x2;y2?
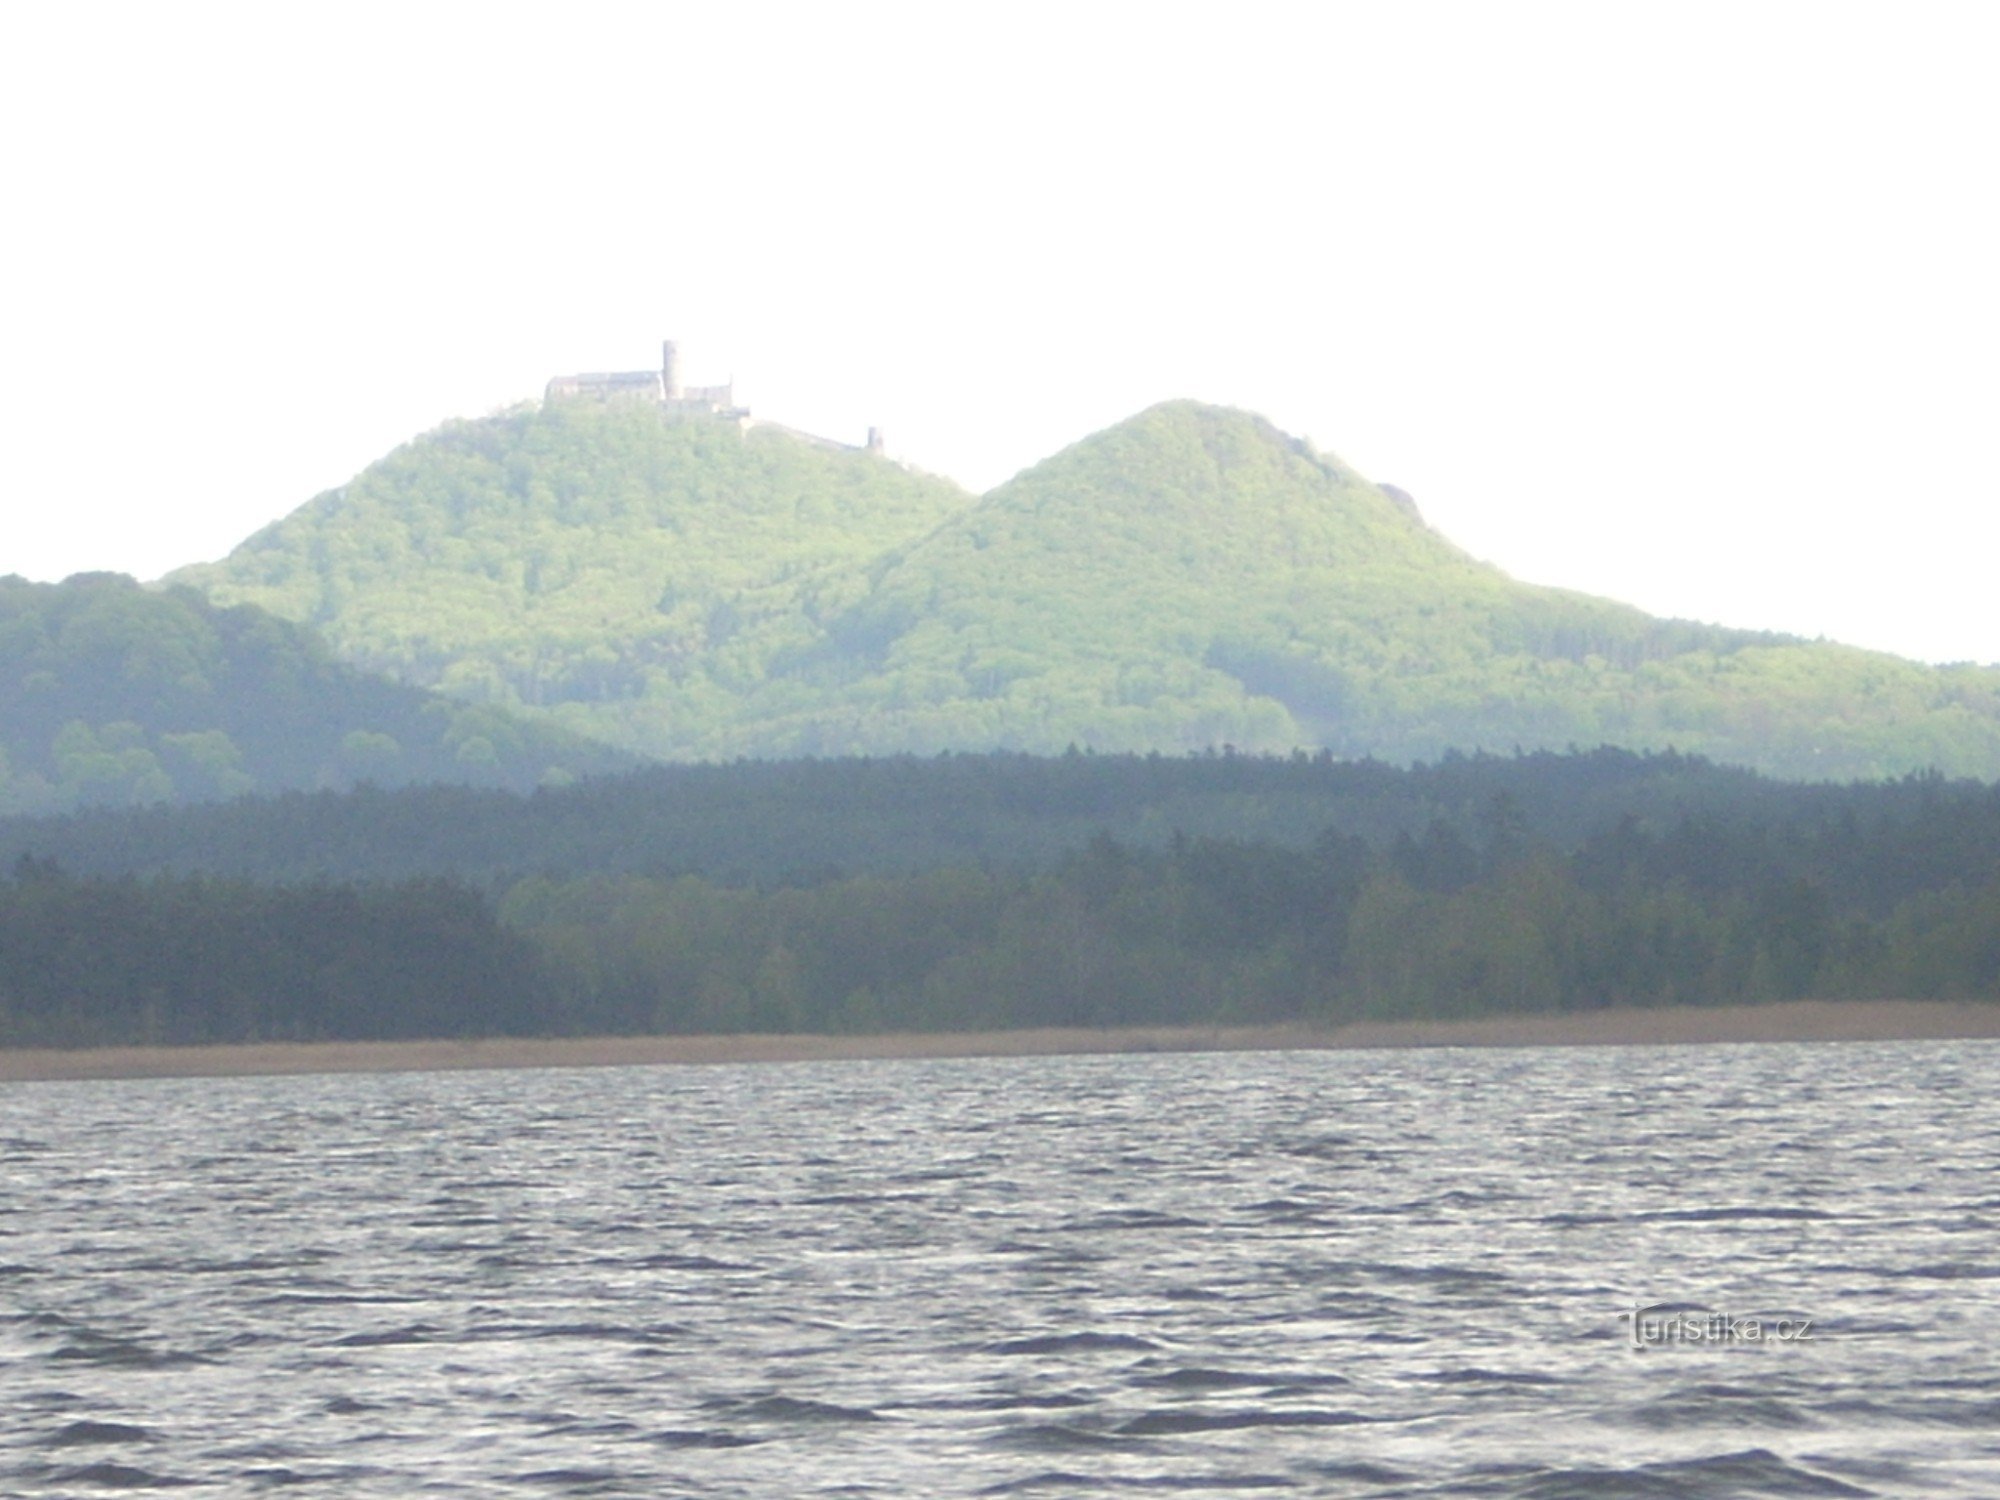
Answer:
0;573;627;814
0;865;551;1048
0;745;1878;885
4;749;1998;1047
171;399;2000;780
500;812;2000;1036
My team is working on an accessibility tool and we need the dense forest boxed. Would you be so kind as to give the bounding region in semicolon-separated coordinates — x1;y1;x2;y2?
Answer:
0;573;627;814
0;865;551;1047
500;811;2000;1036
3;749;1998;1047
0;745;1867;885
173;399;2000;779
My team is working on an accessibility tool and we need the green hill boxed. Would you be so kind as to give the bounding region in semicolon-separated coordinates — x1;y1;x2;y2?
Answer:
774;402;2000;775
173;397;2000;779
743;401;1725;754
0;573;628;815
169;399;978;757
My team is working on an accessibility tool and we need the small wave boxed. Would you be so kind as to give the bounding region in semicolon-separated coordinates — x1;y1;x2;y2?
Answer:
1349;1260;1513;1286
988;1239;1105;1261
1885;1261;2000;1281
119;1252;334;1276
729;1395;885;1424
1056;1210;1210;1232
1304;1460;1416;1485
514;1468;623;1490
42;1421;154;1447
977;1471;1101;1495
236;1466;316;1486
1231;1198;1333;1224
470;1251;545;1269
1115;1407;1372;1435
988;1421;1132;1453
1133;1366;1353;1393
55;1462;197;1490
648;1428;763;1448
329;1324;439;1347
979;1473;1297;1494
983;1331;1162;1356
1419;1367;1566;1387
1819;1394;2000;1429
1507;1446;1872;1499
1134;1367;1290;1391
1623;1384;1820;1431
896;1391;1094;1413
50;1337;211;1370
1637;1206;1839;1223
410;1237;502;1253
627;1252;758;1272
1280;1133;1360;1159
463;1319;685;1346
518;1415;639;1440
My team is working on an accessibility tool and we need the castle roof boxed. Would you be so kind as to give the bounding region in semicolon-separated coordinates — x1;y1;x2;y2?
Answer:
561;371;661;388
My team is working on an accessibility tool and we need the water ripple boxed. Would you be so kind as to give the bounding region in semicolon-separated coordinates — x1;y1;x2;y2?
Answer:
2;1041;1997;1495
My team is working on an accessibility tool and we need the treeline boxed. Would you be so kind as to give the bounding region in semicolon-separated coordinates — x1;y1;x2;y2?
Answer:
499;813;2000;1036
6;748;2000;1048
0;745;1919;888
0;862;552;1047
4;826;1996;1050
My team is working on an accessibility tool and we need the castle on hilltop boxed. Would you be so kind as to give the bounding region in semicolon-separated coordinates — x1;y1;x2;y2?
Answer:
544;339;884;456
544;340;745;419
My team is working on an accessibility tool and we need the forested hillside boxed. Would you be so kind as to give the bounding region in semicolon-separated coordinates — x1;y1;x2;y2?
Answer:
5;748;1999;1046
173;399;2000;779
169;400;977;757
0;746;1813;886
0;573;626;814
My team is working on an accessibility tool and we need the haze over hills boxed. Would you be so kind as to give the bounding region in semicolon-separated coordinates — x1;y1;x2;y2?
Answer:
0;574;628;815
170;391;2000;780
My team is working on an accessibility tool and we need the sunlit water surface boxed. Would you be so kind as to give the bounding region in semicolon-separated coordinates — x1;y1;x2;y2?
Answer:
4;1041;1999;1497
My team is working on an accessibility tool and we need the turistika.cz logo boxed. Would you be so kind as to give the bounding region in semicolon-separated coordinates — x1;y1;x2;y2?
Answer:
1623;1305;1815;1351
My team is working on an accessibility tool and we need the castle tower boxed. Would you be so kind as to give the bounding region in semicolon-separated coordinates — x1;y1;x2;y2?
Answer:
661;340;682;401
866;427;885;455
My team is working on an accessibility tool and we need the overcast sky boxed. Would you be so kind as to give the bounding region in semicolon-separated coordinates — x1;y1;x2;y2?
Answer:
4;2;1995;662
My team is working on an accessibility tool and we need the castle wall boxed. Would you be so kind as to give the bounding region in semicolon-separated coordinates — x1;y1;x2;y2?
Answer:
678;382;736;408
545;371;665;403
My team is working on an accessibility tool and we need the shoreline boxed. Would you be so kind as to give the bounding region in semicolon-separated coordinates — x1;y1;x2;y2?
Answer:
2;999;1997;1083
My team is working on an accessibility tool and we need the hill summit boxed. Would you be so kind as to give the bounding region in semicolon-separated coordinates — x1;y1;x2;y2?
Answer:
173;391;2000;778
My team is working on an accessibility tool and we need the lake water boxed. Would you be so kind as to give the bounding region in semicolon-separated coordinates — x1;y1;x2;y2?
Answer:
3;1041;1998;1497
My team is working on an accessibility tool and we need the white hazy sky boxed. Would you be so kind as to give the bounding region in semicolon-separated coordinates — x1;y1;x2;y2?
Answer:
3;2;1995;662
